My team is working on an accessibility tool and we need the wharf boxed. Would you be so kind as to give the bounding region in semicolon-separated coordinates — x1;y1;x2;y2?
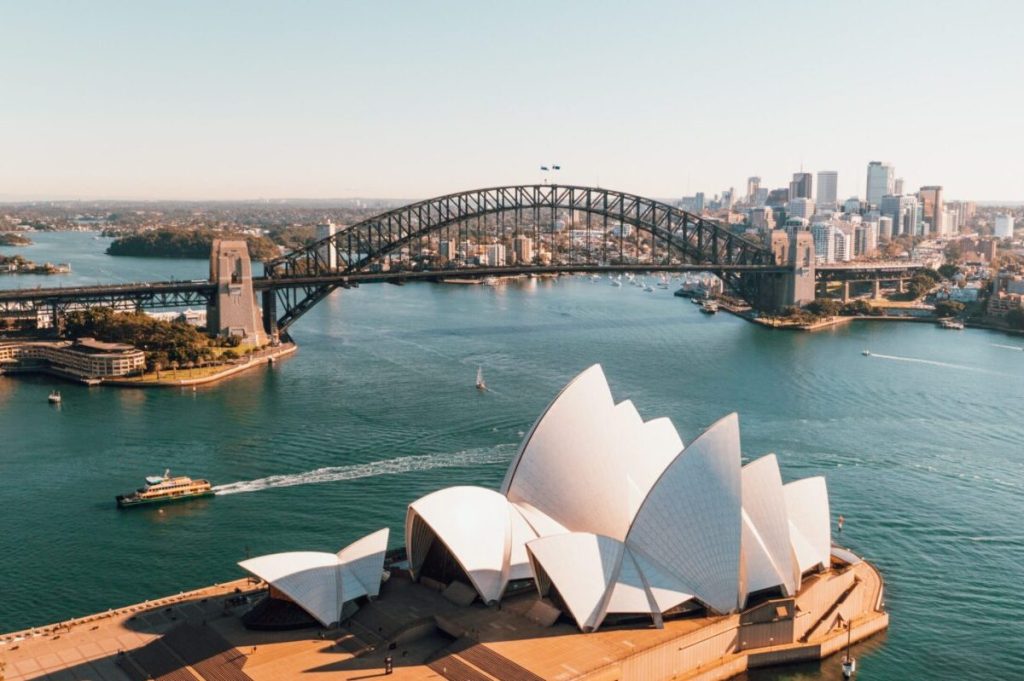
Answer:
1;557;887;681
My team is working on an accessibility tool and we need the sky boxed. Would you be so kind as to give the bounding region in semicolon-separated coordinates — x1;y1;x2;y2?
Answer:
1;0;1022;202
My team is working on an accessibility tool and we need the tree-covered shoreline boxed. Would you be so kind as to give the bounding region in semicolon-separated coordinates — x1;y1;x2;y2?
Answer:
106;228;279;260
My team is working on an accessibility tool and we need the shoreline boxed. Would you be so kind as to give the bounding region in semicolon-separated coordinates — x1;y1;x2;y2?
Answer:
0;342;297;388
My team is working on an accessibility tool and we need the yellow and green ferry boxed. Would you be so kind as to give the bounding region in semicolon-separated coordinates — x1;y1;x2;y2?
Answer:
116;470;214;508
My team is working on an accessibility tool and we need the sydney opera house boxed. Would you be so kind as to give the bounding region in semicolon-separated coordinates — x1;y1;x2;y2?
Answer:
225;365;888;680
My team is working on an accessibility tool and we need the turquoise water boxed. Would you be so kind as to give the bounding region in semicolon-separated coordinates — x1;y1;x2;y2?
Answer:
2;233;1023;679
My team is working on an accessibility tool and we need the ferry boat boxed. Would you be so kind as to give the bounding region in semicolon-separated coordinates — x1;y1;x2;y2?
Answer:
700;300;719;314
116;470;213;508
939;319;965;330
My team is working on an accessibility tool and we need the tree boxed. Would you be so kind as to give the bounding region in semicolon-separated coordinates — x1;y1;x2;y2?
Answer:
841;299;873;316
806;298;842;317
938;263;960;279
934;300;965;318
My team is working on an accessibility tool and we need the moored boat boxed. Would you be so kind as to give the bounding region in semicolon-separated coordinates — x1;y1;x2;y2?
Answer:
116;470;213;508
939;319;964;330
700;300;719;314
48;390;61;404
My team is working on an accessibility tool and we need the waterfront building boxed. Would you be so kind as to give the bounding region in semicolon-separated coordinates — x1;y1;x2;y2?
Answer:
439;239;456;260
811;222;836;263
0;338;146;379
315;221;338;270
789;172;813;200
513;235;534;263
918;185;944;235
995;214;1015;238
787;197;815;220
406;365;835;630
865;161;895;207
816;171;838;209
484;243;506;266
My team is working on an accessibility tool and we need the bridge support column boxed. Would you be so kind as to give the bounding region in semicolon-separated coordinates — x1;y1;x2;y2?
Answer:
872;280;881;299
842;281;851;303
897;278;906;294
262;290;279;343
207;240;267;346
755;230;815;311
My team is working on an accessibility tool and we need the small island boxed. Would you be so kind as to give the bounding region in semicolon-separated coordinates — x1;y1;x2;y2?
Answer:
0;232;33;246
0;254;71;275
106;228;279;260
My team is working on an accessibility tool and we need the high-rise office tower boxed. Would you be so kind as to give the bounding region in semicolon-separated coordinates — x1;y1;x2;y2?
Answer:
746;176;761;204
918;186;944;234
816;171;838;208
865;162;895;207
880;195;920;237
513;235;534;263
789;172;813;200
893;178;904;195
811;221;836;263
787;197;816;220
316;221;338;270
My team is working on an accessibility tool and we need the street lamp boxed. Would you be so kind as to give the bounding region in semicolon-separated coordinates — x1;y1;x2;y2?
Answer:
540;164;561;184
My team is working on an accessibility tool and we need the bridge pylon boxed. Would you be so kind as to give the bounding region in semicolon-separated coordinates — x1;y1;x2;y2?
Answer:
207;239;267;346
746;230;816;310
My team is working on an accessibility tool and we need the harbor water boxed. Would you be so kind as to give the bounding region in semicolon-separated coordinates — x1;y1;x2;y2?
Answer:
1;233;1022;679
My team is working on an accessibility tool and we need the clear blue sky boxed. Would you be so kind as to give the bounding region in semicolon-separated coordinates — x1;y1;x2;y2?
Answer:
1;1;1021;201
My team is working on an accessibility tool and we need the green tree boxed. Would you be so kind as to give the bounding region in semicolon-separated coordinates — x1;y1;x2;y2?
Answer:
806;298;842;317
934;300;965;317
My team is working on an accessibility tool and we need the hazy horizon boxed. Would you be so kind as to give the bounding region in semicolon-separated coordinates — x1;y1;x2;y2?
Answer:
2;1;1022;202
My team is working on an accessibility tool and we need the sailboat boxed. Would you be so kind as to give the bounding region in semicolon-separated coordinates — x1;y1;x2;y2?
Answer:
476;366;487;391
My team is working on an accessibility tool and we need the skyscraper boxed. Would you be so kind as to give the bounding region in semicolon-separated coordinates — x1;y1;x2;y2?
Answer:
811;221;836;263
918;186;943;235
880;195;919;237
995;214;1015;238
316;221;338;270
746;176;761;204
816;171;838;208
787;197;816;220
789;172;813;200
865;162;895;207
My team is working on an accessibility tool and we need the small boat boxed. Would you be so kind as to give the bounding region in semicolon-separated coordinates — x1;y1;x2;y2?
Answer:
644;284;655;292
48;390;61;404
840;619;856;678
116;470;213;508
610;279;621;287
939;319;964;330
476;366;487;391
700;300;719;314
861;350;871;356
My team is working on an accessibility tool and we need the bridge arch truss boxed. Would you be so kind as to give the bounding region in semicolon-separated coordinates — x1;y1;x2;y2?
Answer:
263;184;776;332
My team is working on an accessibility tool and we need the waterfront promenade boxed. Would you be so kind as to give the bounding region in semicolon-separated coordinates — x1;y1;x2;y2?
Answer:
0;557;887;681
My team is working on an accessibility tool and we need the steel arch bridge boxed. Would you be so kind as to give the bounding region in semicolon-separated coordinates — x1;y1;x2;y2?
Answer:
261;184;779;332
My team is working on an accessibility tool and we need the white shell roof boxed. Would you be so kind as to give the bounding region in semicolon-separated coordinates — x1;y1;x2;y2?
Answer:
784;476;832;574
406;486;532;603
404;364;834;630
624;413;743;614
741;454;799;597
502;365;683;541
239;528;389;627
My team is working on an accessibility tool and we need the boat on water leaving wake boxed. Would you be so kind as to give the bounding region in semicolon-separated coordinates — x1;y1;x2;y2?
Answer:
116;470;213;508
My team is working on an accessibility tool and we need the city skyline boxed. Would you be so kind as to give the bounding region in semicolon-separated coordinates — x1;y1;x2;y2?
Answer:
2;1;1023;201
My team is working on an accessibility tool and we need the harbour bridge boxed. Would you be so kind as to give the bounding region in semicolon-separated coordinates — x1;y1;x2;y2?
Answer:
0;185;923;340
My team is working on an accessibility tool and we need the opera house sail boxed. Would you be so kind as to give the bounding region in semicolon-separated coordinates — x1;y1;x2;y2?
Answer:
406;364;835;632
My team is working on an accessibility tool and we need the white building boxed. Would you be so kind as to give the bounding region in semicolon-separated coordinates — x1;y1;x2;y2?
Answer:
316;222;339;270
484;243;507;266
834;228;853;262
811;222;836;263
855;221;879;256
405;365;833;631
995;214;1015;238
878;216;894;241
787;198;815;221
513;235;534;263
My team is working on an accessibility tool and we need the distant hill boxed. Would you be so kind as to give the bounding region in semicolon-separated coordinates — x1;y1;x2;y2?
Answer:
106;229;279;260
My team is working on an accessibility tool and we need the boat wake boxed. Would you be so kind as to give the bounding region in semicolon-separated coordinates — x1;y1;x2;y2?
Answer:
867;352;991;374
211;445;516;496
990;343;1024;352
